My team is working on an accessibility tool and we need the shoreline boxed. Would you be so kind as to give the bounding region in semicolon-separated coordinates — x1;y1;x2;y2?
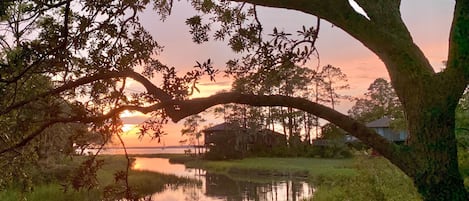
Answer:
132;154;358;181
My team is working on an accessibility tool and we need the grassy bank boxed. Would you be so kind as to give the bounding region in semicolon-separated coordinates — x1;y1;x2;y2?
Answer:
179;155;421;200
127;153;196;164
0;155;199;201
312;156;421;201
1;154;423;200
126;153;187;159
185;157;356;179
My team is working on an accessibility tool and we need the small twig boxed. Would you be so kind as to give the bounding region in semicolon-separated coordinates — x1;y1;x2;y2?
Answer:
116;132;132;199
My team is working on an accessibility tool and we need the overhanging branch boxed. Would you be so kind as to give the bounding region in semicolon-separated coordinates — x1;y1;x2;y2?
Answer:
163;92;417;174
0;104;163;155
230;0;435;112
1;70;172;115
0;89;419;175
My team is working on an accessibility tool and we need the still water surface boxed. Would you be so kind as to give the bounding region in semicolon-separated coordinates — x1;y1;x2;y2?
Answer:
97;147;189;155
132;157;314;201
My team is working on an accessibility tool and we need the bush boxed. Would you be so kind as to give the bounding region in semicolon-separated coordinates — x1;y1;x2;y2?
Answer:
312;157;421;201
307;145;353;159
1;156;201;201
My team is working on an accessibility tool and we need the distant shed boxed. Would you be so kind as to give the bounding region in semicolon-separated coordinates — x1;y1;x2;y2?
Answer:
203;122;287;159
313;117;408;147
366;117;407;142
203;122;249;159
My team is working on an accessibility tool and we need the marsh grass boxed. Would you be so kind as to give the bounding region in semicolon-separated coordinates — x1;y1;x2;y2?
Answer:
183;156;421;201
186;157;356;179
312;156;421;201
0;155;200;201
0;155;427;201
126;153;197;164
127;153;186;159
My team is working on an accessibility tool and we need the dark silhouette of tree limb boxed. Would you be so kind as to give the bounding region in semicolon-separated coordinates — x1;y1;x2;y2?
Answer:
1;70;172;115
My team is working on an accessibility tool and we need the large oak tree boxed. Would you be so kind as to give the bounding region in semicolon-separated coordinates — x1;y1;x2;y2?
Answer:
176;1;469;199
1;1;468;200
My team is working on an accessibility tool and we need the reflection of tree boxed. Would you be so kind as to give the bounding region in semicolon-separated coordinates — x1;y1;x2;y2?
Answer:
152;179;203;201
180;114;206;155
204;172;312;201
181;182;202;201
176;168;206;201
205;172;243;200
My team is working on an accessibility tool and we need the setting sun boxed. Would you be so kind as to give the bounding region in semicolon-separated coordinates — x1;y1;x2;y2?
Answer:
121;124;137;133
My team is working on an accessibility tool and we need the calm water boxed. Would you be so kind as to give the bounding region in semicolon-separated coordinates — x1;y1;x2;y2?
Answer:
88;147;189;155
132;157;315;201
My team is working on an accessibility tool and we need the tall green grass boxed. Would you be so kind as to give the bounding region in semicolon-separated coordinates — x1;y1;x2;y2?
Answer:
184;156;421;201
1;184;102;201
186;157;356;179
311;156;421;201
0;155;200;201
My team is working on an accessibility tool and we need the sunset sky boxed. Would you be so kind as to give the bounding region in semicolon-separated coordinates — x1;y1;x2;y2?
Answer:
116;0;454;147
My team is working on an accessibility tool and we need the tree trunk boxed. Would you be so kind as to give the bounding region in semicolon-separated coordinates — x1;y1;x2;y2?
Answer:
405;91;468;201
415;169;467;201
412;123;468;201
288;107;293;138
269;106;275;131
303;112;310;144
281;107;287;138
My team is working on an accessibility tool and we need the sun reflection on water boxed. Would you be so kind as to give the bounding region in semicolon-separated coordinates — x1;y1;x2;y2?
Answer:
132;157;314;201
133;160;141;169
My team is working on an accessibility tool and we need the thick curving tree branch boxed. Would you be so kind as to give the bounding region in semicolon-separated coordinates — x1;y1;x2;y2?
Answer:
0;104;165;155
0;69;173;155
230;0;433;71
164;92;418;176
228;0;437;119
0;68;418;176
1;70;172;115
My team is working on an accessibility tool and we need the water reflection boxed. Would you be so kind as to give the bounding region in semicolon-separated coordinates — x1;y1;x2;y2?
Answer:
133;158;314;201
133;157;193;177
205;173;313;201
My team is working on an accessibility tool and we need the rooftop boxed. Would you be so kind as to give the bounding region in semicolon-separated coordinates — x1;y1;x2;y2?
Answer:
366;116;392;128
203;122;242;132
